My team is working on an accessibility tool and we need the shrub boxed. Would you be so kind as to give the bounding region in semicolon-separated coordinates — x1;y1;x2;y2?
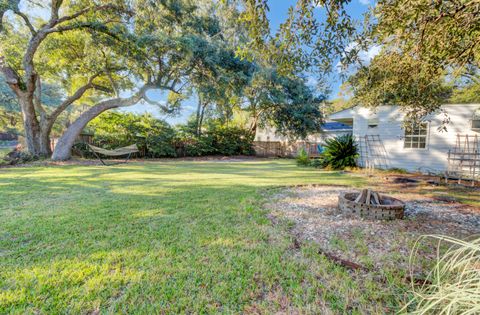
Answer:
177;123;254;157
87;112;254;158
322;134;358;170
404;235;480;314
88;112;177;157
310;158;324;168
296;148;311;166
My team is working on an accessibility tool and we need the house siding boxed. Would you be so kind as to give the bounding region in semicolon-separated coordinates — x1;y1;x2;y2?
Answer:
347;104;480;173
255;127;351;143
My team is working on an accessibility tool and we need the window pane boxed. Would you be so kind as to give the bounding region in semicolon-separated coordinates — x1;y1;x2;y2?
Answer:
473;120;480;129
418;137;426;148
419;126;427;135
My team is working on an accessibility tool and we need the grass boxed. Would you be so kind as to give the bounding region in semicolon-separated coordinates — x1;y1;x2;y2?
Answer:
1;159;406;314
404;235;480;314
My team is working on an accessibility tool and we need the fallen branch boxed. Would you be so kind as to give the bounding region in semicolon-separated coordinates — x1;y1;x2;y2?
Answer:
318;248;369;272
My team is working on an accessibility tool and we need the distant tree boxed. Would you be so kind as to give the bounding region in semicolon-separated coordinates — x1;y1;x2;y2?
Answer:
244;67;325;139
449;67;480;104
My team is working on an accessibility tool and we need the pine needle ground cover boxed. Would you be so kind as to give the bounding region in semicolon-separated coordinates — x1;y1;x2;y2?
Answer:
0;160;410;313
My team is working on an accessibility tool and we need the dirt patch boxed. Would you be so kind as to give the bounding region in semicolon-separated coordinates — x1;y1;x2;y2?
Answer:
266;185;480;273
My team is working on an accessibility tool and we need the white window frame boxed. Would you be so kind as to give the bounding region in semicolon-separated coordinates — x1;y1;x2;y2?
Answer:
472;108;480;131
404;121;429;150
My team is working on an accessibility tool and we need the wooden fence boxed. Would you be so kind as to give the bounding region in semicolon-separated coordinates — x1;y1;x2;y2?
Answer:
0;132;17;141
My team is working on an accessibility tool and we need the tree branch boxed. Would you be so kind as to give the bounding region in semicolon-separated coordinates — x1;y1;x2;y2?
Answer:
14;10;37;35
55;4;129;24
48;74;100;123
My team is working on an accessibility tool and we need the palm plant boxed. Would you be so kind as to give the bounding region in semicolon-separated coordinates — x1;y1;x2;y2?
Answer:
322;134;359;169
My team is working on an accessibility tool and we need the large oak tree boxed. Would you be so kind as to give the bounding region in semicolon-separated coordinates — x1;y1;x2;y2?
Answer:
0;0;221;160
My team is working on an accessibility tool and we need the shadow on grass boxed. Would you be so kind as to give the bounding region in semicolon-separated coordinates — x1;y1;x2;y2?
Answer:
0;161;373;313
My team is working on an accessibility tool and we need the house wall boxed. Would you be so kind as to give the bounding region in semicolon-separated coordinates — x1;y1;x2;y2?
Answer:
349;104;480;173
255;127;351;143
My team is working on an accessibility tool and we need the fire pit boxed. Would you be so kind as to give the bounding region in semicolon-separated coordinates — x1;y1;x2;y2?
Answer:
338;189;405;220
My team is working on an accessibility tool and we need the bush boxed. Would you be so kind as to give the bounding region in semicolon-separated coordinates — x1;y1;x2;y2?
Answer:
296;148;311;166
88;112;177;157
87;112;254;158
310;158;323;168
322;134;359;170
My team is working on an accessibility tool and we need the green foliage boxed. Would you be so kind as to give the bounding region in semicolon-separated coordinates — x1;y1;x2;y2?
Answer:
245;68;325;138
310;158;323;168
348;53;452;120
450;81;480;104
179;123;254;157
372;0;479;73
88;112;177;157
322;134;359;170
87;112;254;158
238;0;359;77
296;148;310;167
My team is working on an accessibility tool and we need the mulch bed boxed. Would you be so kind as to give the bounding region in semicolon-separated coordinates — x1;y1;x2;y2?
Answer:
266;185;480;273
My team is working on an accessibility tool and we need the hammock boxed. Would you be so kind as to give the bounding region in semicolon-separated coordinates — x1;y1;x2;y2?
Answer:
86;144;139;165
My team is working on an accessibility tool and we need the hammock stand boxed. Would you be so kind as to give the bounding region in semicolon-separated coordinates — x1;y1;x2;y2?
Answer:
85;144;139;166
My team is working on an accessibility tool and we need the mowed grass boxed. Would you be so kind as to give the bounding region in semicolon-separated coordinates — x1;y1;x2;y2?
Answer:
1;160;402;314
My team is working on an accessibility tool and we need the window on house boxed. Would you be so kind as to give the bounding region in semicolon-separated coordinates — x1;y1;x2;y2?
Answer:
473;108;480;130
368;118;379;128
404;122;428;149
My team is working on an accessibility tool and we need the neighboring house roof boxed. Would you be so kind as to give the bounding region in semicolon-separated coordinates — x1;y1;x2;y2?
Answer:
322;121;352;131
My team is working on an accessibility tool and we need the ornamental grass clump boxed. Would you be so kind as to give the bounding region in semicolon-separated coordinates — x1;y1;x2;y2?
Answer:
404;235;480;314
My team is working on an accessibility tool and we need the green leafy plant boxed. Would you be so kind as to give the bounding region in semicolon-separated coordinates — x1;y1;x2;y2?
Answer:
404;235;480;314
310;158;324;168
322;134;358;170
296;147;311;166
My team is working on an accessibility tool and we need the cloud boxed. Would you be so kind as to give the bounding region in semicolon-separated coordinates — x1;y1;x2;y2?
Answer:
336;44;381;74
359;0;370;5
360;45;381;62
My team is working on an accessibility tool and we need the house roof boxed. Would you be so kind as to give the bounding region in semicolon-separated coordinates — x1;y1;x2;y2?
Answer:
322;121;352;131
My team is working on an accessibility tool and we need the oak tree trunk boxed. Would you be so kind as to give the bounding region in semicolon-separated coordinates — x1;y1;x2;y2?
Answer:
51;91;145;161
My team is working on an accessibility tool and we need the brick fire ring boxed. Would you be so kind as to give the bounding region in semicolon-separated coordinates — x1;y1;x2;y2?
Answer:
338;191;405;220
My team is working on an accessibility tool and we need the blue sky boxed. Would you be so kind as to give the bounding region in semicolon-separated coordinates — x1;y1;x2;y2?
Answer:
127;0;374;124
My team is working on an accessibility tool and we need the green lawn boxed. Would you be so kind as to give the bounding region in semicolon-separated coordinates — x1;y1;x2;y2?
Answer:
1;160;404;314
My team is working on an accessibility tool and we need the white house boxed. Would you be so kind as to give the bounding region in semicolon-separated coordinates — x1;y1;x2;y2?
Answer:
329;104;480;174
255;121;353;143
